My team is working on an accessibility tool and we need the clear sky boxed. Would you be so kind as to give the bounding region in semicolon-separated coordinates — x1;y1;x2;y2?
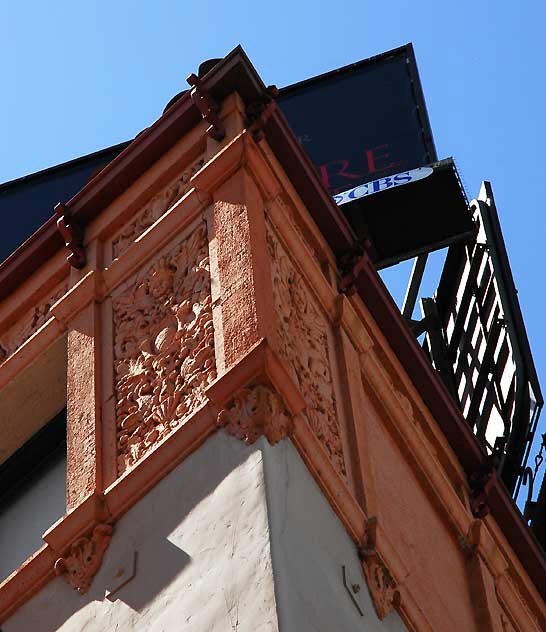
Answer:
1;2;545;488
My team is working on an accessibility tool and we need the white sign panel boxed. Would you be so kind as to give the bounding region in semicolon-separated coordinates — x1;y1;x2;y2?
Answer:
333;167;434;206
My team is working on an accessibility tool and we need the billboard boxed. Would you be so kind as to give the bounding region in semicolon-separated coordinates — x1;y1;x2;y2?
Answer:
430;182;542;496
0;142;128;265
277;44;437;195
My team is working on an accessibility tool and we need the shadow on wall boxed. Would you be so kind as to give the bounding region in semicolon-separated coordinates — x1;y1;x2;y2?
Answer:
4;432;255;632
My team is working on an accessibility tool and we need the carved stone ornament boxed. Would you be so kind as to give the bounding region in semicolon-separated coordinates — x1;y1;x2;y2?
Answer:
187;73;225;142
113;224;215;474
500;613;515;632
359;518;400;620
216;384;292;445
266;226;346;478
112;157;205;259
54;524;113;594
55;202;86;269
0;283;68;362
360;548;401;620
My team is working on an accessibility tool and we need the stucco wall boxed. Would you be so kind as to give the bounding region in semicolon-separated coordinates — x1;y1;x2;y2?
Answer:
0;454;66;583
264;439;408;632
4;433;279;632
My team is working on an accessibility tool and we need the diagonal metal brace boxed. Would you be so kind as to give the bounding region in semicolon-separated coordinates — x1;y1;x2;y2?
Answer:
187;73;225;142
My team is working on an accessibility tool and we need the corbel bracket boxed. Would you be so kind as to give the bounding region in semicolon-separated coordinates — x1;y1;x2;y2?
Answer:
54;523;113;594
358;517;401;620
216;383;293;445
186;73;225;142
54;202;86;269
338;240;372;296
245;85;279;143
469;438;505;518
469;459;497;519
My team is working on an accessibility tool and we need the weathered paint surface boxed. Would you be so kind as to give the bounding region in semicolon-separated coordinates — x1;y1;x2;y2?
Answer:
4;433;279;632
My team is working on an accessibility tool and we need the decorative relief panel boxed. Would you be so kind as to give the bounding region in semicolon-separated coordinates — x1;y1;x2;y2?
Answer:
269;193;322;268
359;518;401;620
54;524;113;595
217;384;292;445
112;157;205;259
266;225;346;478
0;282;68;362
360;548;400;620
112;224;215;474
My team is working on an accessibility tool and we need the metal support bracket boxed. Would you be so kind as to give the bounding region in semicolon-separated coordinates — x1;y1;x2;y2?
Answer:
342;565;365;616
402;253;428;320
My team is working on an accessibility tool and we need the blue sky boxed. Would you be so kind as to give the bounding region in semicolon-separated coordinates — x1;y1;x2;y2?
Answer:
1;2;545;490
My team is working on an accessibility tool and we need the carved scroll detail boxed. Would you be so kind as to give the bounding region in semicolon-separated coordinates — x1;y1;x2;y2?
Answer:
266;226;346;477
359;519;401;620
217;384;292;445
113;225;215;474
0;283;68;362
55;202;86;269
54;524;113;594
360;549;400;620
500;613;515;632
112;157;205;259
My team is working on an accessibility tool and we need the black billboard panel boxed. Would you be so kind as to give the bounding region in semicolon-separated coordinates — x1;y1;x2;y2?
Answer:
277;44;437;195
0;143;127;265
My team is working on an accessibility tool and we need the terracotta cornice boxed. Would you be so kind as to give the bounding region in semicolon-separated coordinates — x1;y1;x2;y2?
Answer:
0;338;305;622
0;316;65;391
0;547;55;623
351;250;546;607
0;40;545;623
0;47;261;302
0;219;64;303
206;337;305;416
0;45;355;304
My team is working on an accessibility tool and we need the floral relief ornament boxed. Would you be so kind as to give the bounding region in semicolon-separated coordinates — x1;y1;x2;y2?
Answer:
359;519;401;620
216;384;293;445
0;283;68;363
113;225;215;474
112;157;206;259
266;226;347;478
54;524;113;594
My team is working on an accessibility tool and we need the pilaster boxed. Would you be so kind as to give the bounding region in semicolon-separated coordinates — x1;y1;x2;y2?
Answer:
66;301;102;509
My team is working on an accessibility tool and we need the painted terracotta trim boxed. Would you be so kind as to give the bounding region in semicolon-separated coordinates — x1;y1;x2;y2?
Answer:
0;317;65;391
0;49;545;630
0;546;55;623
245;131;546;626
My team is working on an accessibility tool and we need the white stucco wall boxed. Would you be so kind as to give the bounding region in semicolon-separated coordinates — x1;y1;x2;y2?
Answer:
4;433;279;632
4;432;408;631
0;453;66;583
263;439;408;632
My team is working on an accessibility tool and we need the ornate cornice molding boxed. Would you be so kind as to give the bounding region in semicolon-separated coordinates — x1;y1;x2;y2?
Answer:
55;202;86;269
216;383;292;445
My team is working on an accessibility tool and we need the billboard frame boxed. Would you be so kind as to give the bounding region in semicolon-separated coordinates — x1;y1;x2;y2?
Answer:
278;43;438;169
